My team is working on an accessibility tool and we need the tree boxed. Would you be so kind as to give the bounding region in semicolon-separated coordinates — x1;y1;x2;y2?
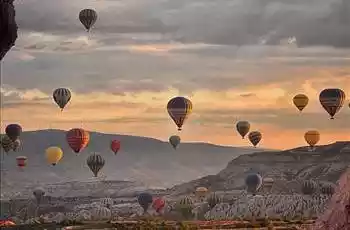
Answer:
313;168;350;230
0;0;18;61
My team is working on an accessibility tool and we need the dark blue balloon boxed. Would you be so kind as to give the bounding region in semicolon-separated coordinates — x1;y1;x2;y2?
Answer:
137;192;153;212
5;124;22;141
245;173;262;195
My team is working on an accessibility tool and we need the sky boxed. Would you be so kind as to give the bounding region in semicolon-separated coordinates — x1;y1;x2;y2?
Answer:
0;0;349;149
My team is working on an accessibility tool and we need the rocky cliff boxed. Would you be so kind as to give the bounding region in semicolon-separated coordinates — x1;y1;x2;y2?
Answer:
170;141;350;196
0;0;18;61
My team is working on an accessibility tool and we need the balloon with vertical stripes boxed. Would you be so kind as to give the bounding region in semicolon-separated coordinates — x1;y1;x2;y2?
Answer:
167;96;193;131
87;153;105;177
1;135;13;153
319;88;346;119
79;9;98;32
53;88;71;111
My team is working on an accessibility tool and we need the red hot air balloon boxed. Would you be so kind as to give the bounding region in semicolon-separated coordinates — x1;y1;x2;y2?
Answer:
152;197;166;214
167;97;193;131
5;124;22;141
66;128;90;154
16;156;27;168
111;140;121;155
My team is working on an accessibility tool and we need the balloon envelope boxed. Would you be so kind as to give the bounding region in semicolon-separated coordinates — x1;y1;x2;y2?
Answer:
66;128;90;153
79;9;97;31
110;140;121;154
87;153;105;177
169;135;181;149
138;192;153;212
45;146;63;165
5;124;22;141
248;131;262;147
319;88;346;119
167;97;193;131
16;156;27;168
152;197;166;213
245;173;262;195
304;130;320;147
1;135;13;153
236;121;250;139
293;94;309;112
53;88;71;111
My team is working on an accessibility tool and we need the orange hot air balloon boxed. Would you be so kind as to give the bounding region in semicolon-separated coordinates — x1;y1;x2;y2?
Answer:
293;94;309;112
66;128;90;154
111;140;121;155
16;156;27;168
304;130;320;147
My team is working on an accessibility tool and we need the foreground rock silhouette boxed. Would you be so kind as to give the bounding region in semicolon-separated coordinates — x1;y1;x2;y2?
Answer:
0;0;18;61
313;167;350;230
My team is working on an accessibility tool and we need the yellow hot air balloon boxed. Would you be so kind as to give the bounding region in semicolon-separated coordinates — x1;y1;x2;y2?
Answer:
293;94;309;112
195;187;208;199
45;147;63;166
304;130;320;147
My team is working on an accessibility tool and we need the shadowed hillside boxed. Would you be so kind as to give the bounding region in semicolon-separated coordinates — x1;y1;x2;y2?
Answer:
0;129;262;197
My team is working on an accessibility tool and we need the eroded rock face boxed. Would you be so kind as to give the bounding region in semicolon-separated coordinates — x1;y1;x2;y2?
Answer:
0;0;18;61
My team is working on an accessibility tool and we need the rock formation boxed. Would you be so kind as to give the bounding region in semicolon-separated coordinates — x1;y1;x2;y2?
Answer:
0;0;18;61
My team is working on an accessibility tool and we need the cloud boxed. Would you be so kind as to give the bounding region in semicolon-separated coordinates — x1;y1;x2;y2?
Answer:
12;0;350;48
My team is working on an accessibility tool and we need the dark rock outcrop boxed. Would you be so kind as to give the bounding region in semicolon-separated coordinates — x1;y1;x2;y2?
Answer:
0;0;18;61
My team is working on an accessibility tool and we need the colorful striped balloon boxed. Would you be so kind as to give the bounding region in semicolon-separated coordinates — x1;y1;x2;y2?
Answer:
319;88;346;119
66;128;90;154
167;96;193;131
248;131;262;147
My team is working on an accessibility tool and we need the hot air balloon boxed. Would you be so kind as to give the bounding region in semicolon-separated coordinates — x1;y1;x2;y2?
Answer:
86;153;105;177
304;130;320;148
319;88;346;119
320;184;335;196
195;187;208;200
100;197;113;208
302;180;317;195
66;128;90;154
5;124;22;141
178;196;193;208
236;121;250;139
169;135;181;149
167;97;193;131
175;196;193;219
53;88;71;111
33;187;45;204
45;146;63;166
12;139;21;152
91;207;112;221
152;197;166;214
245;173;262;195
293;94;309;112
1;135;13;153
263;177;274;192
16;156;27;169
207;193;221;209
248;131;262;147
79;9;97;32
137;192;153;214
110;140;120;155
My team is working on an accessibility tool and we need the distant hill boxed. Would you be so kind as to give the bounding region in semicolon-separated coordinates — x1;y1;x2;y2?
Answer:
0;129;261;196
169;141;350;196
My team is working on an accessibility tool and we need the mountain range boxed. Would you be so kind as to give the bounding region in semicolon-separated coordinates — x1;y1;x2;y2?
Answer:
0;129;261;197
